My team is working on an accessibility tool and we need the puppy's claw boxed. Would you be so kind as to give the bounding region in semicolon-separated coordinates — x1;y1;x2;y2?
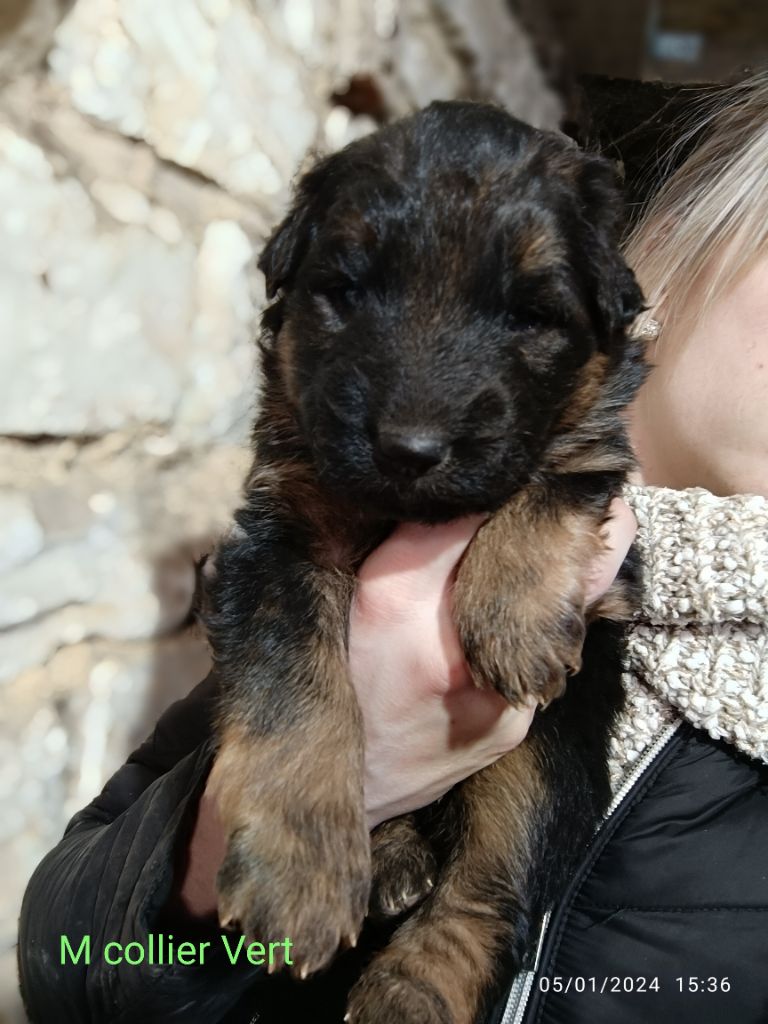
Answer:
341;931;358;950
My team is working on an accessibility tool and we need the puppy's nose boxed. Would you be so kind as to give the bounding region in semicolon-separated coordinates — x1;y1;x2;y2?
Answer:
375;428;449;477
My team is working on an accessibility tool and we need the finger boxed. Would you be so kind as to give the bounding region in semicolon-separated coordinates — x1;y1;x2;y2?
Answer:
584;498;638;605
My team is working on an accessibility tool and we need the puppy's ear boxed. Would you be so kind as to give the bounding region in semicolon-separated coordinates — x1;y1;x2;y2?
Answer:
577;156;645;343
258;156;335;299
259;204;313;300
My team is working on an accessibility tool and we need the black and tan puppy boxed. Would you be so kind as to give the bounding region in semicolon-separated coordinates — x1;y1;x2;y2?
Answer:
203;101;646;1024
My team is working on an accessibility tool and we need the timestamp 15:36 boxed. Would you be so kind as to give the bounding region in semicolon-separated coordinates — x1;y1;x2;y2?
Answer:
676;977;731;993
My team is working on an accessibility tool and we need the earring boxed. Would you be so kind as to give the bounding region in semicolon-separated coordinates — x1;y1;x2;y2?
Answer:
634;317;661;341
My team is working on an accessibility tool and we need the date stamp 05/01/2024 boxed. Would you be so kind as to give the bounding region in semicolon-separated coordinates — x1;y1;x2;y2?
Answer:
536;976;732;996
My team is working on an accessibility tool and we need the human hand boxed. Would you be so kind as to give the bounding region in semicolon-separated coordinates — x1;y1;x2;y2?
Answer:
351;498;637;830
170;499;635;920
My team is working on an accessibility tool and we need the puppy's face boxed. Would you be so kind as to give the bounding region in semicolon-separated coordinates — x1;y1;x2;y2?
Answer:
260;102;643;522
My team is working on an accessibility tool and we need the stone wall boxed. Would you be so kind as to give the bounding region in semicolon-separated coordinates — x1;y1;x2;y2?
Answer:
0;2;559;1019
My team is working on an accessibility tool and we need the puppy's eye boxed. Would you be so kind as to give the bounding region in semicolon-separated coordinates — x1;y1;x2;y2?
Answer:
313;283;362;310
504;311;537;333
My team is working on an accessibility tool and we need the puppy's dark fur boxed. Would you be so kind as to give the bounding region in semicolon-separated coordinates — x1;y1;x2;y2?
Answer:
203;101;646;1024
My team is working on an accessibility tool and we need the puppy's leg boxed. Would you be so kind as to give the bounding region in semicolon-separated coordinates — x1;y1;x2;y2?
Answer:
347;748;545;1024
347;619;625;1024
369;815;437;920
453;481;612;707
204;521;369;978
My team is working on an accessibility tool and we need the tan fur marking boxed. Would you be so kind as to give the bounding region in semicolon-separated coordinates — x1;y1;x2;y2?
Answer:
556;352;610;432
518;226;565;275
453;488;602;706
243;458;368;572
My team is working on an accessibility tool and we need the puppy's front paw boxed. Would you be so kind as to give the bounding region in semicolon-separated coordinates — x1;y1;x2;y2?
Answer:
453;497;597;706
210;729;370;978
216;820;369;977
456;585;585;706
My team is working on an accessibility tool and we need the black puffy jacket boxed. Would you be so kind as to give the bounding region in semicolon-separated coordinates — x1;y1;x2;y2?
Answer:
18;672;768;1024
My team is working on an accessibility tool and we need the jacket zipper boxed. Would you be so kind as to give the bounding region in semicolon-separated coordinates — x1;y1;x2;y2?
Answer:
498;719;682;1024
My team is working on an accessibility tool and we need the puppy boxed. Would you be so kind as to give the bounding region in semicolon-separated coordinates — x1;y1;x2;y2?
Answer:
203;100;646;1024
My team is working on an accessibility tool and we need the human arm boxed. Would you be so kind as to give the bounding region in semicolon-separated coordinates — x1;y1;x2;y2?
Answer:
16;675;262;1024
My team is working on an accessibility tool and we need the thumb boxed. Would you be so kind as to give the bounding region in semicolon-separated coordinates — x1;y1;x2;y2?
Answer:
356;517;485;614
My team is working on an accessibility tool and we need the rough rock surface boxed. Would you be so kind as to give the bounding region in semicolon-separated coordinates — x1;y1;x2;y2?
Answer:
0;3;559;1019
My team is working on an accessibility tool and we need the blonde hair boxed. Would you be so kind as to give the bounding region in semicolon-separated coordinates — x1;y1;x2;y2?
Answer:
624;71;768;340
